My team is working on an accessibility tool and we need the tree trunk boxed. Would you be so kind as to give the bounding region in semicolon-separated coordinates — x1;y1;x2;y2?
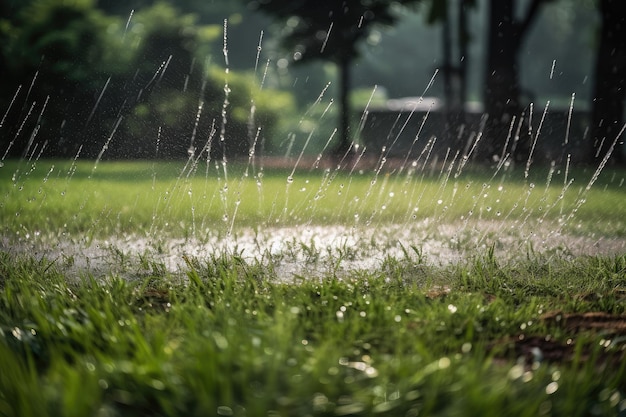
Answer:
481;0;523;162
480;0;549;164
458;0;469;110
335;53;352;159
590;0;626;165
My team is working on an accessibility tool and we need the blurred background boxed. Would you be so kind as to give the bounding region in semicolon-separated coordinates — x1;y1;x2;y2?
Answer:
0;0;623;164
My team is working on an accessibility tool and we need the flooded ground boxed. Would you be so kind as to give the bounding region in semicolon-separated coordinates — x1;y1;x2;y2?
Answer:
4;218;625;280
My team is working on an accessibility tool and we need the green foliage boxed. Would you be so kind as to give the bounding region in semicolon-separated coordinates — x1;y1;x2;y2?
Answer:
250;0;420;64
3;0;119;84
0;0;297;159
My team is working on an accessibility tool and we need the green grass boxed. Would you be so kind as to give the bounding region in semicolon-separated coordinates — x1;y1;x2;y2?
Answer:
1;250;625;417
1;159;625;240
1;158;625;416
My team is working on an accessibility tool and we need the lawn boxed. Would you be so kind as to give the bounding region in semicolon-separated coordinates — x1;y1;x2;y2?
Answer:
2;158;625;239
1;249;625;416
1;158;625;416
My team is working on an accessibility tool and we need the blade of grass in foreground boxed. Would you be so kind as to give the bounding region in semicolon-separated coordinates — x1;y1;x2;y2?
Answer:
1;250;625;416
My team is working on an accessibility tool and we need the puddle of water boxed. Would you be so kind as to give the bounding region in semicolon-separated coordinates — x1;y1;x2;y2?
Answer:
4;219;624;281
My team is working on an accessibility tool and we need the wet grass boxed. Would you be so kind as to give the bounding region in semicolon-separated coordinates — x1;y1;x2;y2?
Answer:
1;159;626;415
1;249;625;416
1;159;626;240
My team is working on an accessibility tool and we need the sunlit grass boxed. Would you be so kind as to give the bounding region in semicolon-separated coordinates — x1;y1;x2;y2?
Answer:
2;159;625;240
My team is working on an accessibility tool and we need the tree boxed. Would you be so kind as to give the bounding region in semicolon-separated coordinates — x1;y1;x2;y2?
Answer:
426;0;476;148
480;0;552;162
590;0;626;165
0;0;294;160
247;0;419;158
0;0;121;158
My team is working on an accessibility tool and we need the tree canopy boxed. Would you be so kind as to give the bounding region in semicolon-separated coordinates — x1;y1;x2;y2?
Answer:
248;0;421;156
0;0;293;160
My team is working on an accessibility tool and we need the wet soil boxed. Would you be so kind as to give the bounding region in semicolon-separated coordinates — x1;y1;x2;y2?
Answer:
491;311;626;366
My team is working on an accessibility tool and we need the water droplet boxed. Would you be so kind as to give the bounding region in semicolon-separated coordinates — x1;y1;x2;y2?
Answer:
437;199;443;205
388;192;394;197
287;175;294;184
546;382;558;395
438;357;451;369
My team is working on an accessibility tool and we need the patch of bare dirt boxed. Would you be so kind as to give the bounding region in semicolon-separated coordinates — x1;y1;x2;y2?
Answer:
541;311;626;336
490;312;626;366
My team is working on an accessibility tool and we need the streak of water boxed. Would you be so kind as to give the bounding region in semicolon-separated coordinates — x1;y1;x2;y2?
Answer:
2;101;37;163
320;22;333;53
353;86;377;145
222;19;230;67
382;70;439;160
455;115;485;178
151;127;162;191
559;122;626;232
122;9;134;42
23;70;39;112
398;104;435;173
22;95;49;160
137;57;171;101
525;101;550;179
564;93;575;146
86;77;111;127
254;31;264;76
311;128;337;170
89;115;123;179
499;115;517;163
0;85;22;132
